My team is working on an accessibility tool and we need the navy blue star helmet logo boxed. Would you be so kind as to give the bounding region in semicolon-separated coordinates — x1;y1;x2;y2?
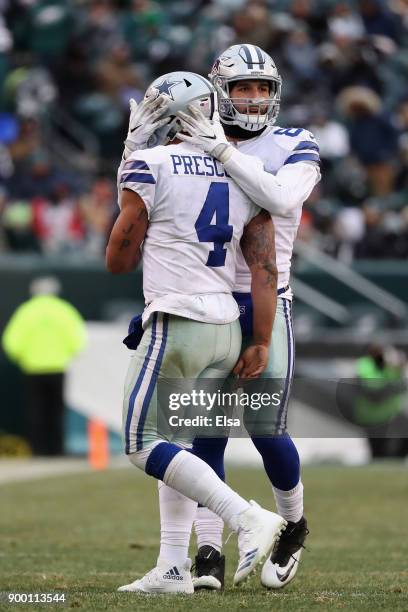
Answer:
154;78;183;100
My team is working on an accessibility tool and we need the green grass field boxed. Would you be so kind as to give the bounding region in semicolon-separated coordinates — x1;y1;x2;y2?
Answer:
1;463;407;611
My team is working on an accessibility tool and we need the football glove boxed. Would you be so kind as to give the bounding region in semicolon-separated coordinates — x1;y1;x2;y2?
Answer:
123;95;170;159
177;106;233;163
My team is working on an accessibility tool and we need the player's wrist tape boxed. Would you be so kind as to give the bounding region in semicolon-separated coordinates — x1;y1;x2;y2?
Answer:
212;143;233;164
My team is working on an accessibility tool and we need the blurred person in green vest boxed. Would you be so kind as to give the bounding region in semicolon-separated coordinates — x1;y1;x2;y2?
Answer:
355;344;408;459
1;276;86;456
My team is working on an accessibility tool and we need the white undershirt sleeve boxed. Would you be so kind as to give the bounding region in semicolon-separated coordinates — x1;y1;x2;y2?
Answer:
223;148;321;217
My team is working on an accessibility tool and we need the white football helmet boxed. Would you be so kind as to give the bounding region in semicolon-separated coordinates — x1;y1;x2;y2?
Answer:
144;71;217;147
209;44;281;132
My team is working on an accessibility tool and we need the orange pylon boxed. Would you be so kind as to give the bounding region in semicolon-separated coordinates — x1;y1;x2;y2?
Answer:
88;419;109;470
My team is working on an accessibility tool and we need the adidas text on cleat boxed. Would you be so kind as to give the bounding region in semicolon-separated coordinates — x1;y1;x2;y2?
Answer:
192;545;225;591
118;558;194;594
261;516;309;589
233;500;287;586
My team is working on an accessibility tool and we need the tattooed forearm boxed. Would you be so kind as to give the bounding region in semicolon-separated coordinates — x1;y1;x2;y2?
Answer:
119;223;134;248
261;260;278;287
106;189;148;273
241;210;276;268
242;228;272;266
119;239;131;250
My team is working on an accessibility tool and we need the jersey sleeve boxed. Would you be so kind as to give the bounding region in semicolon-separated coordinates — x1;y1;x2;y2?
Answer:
247;200;261;225
117;152;158;216
223;129;321;218
273;127;320;167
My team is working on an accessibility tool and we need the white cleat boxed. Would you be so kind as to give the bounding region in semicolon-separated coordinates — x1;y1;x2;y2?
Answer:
193;574;223;591
233;500;287;586
261;548;302;588
261;516;308;589
118;558;194;595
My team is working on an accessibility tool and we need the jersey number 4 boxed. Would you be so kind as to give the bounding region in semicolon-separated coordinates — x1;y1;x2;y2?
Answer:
195;182;233;267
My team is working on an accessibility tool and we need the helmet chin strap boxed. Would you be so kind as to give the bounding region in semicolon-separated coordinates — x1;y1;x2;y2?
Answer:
223;123;267;140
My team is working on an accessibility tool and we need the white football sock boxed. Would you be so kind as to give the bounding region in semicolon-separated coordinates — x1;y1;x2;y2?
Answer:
158;481;197;565
163;450;249;529
272;480;304;523
194;506;223;552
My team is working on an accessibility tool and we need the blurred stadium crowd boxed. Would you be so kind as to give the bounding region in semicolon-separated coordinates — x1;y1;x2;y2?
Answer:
0;0;407;260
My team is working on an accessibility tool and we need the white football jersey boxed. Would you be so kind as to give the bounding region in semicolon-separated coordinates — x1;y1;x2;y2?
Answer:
233;126;320;296
119;142;259;325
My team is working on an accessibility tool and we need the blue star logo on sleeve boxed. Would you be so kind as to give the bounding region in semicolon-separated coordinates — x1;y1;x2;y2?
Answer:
155;78;183;100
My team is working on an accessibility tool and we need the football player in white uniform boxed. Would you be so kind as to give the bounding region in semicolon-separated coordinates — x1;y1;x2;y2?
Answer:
107;71;287;594
129;45;321;593
178;44;320;591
